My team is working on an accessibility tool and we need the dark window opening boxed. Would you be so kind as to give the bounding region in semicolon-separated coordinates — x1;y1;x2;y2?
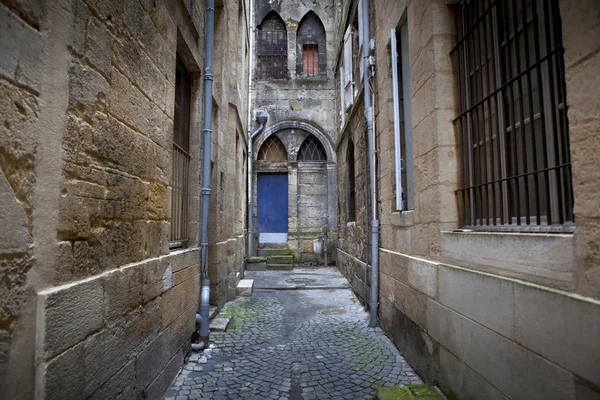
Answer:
453;0;572;229
257;11;288;80
347;139;356;222
171;57;192;247
298;135;327;161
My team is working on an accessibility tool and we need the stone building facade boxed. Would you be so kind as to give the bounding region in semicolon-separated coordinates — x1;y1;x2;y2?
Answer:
0;0;250;398
250;0;338;262
334;0;600;399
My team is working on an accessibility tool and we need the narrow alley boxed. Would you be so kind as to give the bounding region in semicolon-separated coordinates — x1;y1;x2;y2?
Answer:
1;0;600;399
165;268;422;399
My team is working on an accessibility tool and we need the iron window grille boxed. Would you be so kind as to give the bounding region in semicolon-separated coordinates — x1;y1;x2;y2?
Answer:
302;44;319;76
258;135;288;162
170;57;192;247
298;135;327;162
256;15;288;80
452;0;573;231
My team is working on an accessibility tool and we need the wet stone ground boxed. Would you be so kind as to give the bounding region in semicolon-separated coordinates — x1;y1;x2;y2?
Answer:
164;268;422;400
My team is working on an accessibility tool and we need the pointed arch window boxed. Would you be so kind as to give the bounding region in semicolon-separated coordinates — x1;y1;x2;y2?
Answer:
298;135;327;161
258;135;287;162
257;11;288;80
296;11;326;77
347;139;356;222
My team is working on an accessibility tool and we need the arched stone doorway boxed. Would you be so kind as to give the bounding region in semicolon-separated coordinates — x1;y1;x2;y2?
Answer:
253;120;337;263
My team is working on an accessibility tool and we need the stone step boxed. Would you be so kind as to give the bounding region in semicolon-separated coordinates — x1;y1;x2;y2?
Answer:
267;255;294;265
209;317;230;332
259;242;288;250
236;279;254;296
266;263;294;271
247;262;266;271
246;256;267;271
258;248;293;257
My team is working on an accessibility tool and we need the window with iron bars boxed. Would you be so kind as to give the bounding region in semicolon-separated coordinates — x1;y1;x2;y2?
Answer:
170;57;192;248
302;44;319;76
453;0;573;231
256;13;288;80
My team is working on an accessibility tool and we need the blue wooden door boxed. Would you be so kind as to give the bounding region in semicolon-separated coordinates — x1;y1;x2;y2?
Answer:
258;173;288;243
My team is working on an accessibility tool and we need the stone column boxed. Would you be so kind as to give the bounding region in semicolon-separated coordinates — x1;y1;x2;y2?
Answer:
287;30;296;79
287;161;299;253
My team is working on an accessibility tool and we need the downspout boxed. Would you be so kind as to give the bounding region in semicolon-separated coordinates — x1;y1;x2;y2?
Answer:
247;111;268;258
195;0;216;349
245;0;254;261
361;0;379;328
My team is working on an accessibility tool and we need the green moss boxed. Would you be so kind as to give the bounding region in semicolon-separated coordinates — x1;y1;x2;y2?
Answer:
377;385;446;400
377;386;415;400
260;249;292;256
409;384;443;399
296;231;324;239
247;256;267;262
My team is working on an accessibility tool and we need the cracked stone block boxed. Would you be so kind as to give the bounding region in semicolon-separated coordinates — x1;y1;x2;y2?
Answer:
236;279;253;296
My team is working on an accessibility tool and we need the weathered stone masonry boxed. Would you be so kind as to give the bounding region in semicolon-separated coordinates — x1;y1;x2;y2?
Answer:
334;1;600;399
0;0;250;398
251;0;339;262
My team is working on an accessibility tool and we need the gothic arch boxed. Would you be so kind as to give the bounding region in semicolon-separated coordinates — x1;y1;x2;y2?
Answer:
258;135;288;162
255;119;336;163
257;11;288;80
298;135;327;161
258;10;286;30
296;11;326;76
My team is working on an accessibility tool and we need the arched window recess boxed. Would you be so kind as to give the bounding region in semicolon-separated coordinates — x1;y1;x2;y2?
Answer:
257;11;288;80
258;135;288;162
296;11;326;77
298;135;327;161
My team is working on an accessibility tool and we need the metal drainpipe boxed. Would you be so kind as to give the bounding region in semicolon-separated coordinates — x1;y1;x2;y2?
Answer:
196;0;216;347
247;111;268;259
361;0;380;328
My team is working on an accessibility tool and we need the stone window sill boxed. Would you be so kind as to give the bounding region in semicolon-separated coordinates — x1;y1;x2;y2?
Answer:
295;76;327;82
391;210;414;227
440;230;575;290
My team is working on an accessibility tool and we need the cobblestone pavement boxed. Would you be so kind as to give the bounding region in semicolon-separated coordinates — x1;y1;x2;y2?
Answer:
164;268;422;400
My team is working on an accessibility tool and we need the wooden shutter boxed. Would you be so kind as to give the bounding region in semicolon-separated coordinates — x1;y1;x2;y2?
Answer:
339;66;345;127
343;26;353;109
358;0;364;82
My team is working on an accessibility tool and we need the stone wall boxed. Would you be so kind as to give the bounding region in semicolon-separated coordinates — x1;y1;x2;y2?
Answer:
251;121;337;262
0;0;250;397
334;0;600;399
206;0;250;307
250;0;338;262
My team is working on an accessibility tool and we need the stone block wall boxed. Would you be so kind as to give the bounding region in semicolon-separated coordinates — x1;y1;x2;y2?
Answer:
0;0;250;397
252;0;338;145
38;250;199;399
334;0;600;399
207;0;250;307
337;98;370;292
250;1;338;262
